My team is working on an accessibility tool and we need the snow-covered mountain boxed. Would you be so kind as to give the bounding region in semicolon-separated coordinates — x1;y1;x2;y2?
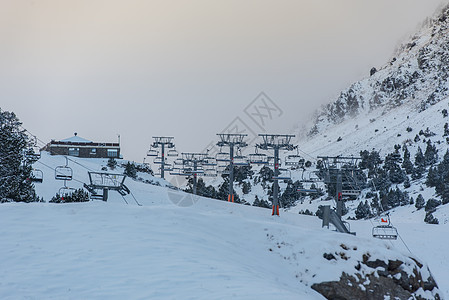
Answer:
0;152;445;299
300;3;449;156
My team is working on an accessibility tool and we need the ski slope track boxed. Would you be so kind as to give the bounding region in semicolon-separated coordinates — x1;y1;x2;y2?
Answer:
0;152;444;299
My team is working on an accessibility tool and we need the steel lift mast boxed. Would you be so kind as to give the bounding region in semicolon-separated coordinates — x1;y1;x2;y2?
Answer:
148;136;177;179
216;133;248;203
317;156;362;217
177;152;208;195
256;134;296;216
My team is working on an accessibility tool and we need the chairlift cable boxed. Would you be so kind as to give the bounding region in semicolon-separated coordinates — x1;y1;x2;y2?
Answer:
35;160;84;185
397;231;413;254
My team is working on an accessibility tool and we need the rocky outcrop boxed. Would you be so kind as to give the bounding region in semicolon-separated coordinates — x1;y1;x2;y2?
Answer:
312;253;441;300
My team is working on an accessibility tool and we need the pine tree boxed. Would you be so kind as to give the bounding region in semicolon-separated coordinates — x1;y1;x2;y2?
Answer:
426;167;440;188
123;162;137;179
252;195;270;208
444;123;449;136
424;212;439;224
415;146;425;168
424;140;438;165
403;176;411;188
425;198;441;212
412;147;426;179
107;158;117;170
402;146;414;175
242;181;251;194
0;109;38;202
355;201;371;219
415;194;425;210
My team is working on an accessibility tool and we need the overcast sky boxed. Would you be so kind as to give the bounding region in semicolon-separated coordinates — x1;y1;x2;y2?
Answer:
1;0;447;162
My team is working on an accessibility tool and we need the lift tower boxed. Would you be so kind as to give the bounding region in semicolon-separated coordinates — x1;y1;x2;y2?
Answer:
216;133;248;203
148;136;177;179
317;156;362;218
256;134;296;216
173;152;208;195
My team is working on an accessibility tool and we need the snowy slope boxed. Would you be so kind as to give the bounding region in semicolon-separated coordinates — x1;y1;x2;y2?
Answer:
0;153;444;299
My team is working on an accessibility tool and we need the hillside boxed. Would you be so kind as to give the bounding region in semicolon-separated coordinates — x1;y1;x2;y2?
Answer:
0;153;444;299
301;3;449;155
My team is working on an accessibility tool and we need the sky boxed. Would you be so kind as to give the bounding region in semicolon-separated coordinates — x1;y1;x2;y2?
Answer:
1;0;447;162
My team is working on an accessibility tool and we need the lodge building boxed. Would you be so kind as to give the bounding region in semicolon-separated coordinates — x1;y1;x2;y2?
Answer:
44;133;121;159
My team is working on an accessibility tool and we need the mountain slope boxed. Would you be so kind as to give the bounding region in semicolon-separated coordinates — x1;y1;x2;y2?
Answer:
302;3;449;153
0;153;443;299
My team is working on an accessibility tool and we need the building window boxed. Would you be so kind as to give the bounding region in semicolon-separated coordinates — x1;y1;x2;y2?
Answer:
68;147;80;157
90;148;97;155
107;149;118;158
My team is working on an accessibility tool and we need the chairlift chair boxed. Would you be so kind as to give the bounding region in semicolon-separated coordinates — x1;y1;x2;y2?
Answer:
217;165;230;175
55;166;73;181
272;168;291;181
203;167;217;177
372;214;398;240
162;163;174;172
248;153;269;165
267;156;276;167
216;151;231;163
58;186;76;200
192;168;205;175
30;169;43;183
233;155;249;166
147;149;158;157
203;156;217;166
167;149;179;157
285;154;305;167
170;168;183;176
153;157;165;165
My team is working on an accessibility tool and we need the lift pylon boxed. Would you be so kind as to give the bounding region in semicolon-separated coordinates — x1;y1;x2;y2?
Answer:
255;134;296;216
148;136;177;179
216;133;248;203
169;152;211;195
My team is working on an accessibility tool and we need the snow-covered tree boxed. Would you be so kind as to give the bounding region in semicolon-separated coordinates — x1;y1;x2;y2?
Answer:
123;162;137;179
355;201;371;219
0;109;38;202
415;194;425;210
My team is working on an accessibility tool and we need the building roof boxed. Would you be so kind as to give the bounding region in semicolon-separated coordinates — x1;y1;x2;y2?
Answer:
61;134;92;144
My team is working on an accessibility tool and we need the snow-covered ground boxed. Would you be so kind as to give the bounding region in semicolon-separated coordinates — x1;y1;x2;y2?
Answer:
0;153;446;299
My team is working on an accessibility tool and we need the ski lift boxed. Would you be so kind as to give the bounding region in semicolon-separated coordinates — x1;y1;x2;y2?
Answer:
372;214;398;240
147;149;158;157
203;167;217;177
217;165;230;175
55;158;73;181
29;169;43;183
342;189;361;196
267;156;276;167
162;163;173;172
58;186;76;200
297;188;319;193
285;152;305;168
248;153;269;165
153;157;165;165
167;149;179;157
234;155;249;166
272;168;291;181
203;156;217;166
173;158;184;166
216;151;230;163
192;168;205;175
170;167;183;176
